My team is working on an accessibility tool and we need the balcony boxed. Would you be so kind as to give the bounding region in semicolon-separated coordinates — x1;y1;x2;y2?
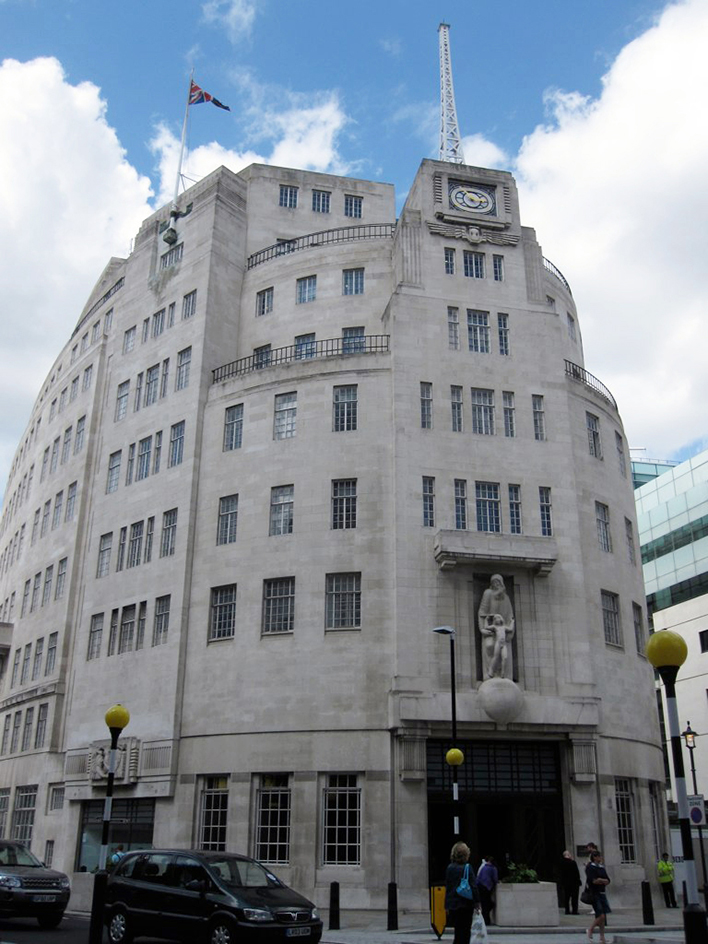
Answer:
213;334;390;384
564;360;617;410
543;257;572;295
434;530;558;575
247;223;396;269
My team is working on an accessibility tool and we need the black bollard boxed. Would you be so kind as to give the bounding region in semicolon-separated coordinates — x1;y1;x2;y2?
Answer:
88;869;108;944
641;880;655;925
684;880;688;908
387;882;398;931
329;880;340;930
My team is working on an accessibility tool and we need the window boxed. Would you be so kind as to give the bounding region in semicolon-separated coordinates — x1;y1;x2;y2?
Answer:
115;381;130;421
422;476;435;528
344;194;362;218
41;447;49;482
312;190;330;213
136;601;147;649
343;268;364;295
182;290;197;320
217;495;239;545
153;595;170;646
210;586;237;640
444;247;455;275
596;502;612;552
151;308;165;338
160;359;170;398
625;518;636;565
476;482;501;533
454;479;467;530
601;590;622;647
107;451;122;493
322;774;360;864
10;713;21;753
42;565;53;605
615;778;636;863
224;404;243;451
126;443;135;485
107;610;119;655
279;184;298;208
169;421;185;467
10;650;21;687
539;487;553;536
160;508;178;558
325;573;361;630
420;382;433;429
83;364;93;390
463;250;485;279
49;786;65;812
31;572;41;610
274;393;297;440
21;709;34;752
65;482;77;521
127;521;144;568
75;415;86;453
509;485;522;534
333;385;357;432
448;307;460;350
471;388;495;435
502;391;515;438
254;344;271;369
467;310;490;353
451;385;463;432
49;398;57;421
256;287;274;317
567;312;577;341
32;639;44;681
52;491;63;529
123;327;136;353
55;557;67;599
50;437;60;473
167;302;175;327
342;326;365;354
97;533;112;578
497;312;510;355
263;578;295;634
61;427;72;463
134;372;143;411
1;721;10;756
11;785;37;844
144;518;154;563
255;774;291;864
532;395;546;441
332;479;357;529
633;602;645;655
176;347;192;390
45;632;58;675
269;486;293;536
493;254;504;282
145;364;159;405
118;605;136;653
295;333;316;359
70;376;79;400
616;431;627;477
296;275;316;304
87;614;103;660
136;437;152;482
34;705;48;749
116;527;127;571
199;776;229;850
586;412;602;458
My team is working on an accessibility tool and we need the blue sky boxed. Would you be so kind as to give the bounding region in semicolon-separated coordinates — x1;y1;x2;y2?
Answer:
1;0;707;497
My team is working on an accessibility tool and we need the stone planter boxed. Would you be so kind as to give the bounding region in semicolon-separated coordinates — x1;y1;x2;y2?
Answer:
494;881;559;927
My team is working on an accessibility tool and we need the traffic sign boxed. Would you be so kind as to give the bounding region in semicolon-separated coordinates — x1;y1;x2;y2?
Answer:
688;794;706;826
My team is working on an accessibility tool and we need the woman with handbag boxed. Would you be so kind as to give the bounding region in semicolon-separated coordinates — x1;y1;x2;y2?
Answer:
445;841;481;944
585;850;611;943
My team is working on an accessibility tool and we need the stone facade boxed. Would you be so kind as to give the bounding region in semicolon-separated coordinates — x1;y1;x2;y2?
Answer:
0;158;664;912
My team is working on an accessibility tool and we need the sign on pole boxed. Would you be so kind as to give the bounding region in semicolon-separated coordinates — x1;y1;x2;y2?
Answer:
688;795;706;827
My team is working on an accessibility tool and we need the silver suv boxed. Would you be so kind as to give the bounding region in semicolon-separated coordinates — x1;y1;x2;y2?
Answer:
0;840;71;929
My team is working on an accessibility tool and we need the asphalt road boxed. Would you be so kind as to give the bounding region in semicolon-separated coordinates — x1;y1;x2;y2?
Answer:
0;912;181;944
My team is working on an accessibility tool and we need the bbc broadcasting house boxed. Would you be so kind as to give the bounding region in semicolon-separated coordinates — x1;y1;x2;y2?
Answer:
0;156;664;913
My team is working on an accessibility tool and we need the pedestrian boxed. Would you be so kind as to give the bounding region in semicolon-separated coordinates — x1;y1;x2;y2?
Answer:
560;850;581;915
445;841;481;944
110;844;125;866
477;856;498;925
657;852;678;908
585;850;611;943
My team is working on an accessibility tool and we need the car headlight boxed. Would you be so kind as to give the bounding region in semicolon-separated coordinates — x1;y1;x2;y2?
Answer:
0;873;22;888
242;908;273;922
59;876;71;889
311;908;319;921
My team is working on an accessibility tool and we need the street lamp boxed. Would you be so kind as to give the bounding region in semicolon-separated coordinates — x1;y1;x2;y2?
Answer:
433;627;463;837
88;703;130;944
683;722;708;907
647;632;707;943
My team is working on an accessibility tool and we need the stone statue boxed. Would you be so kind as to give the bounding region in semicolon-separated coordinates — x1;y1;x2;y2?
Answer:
478;574;515;679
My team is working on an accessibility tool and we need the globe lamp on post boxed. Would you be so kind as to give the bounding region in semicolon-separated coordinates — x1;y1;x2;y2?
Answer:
433;627;463;837
683;721;708;908
646;632;707;943
88;704;130;944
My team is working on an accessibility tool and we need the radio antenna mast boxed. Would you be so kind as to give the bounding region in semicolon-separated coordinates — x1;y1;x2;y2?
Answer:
438;23;465;163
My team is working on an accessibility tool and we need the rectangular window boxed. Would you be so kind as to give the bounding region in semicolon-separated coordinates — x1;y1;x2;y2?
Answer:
342;268;364;295
255;774;291;864
463;250;485;279
493;254;504;282
420;382;433;429
467;310;490;353
471;388;495;435
32;639;44;681
145;364;159;405
616;431;627;477
176;347;192;391
325;573;361;630
52;491;63;529
596;502;612;552
615;778;636;863
217;495;239;545
144;518;154;563
70;376;79;400
1;721;10;756
10;650;21;687
167;302;176;327
61;427;72;464
65;482;77;521
169;421;185;467
41;447;49;482
31;509;40;545
55;558;67;600
160;508;178;558
115;381;130;421
11;785;37;844
151;308;165;338
136;437;152;481
50;438;60;474
444;247;455;275
107;610;119;656
224;404;243;451
123;326;136;353
134;372;143;412
633;602;645;655
532;395;546;441
21;709;34;752
625;518;636;565
509;485;522;535
454;479;467;530
199;775;229;850
322;774;360;864
118;605;136;653
274;393;297;440
269;486;294;536
342;326;365;354
182;290;197;320
312;189;330;213
127;521;144;568
42;565;53;605
87;614;103;660
97;532;113;578
497;312;510;355
153;595;170;646
567;312;577;341
10;712;22;753
448;307;460;350
476;482;501;533
136;601;147;649
451;385;463;432
74;415;86;453
422;476;435;527
256;287;274;317
296;275;316;304
106;451;122;493
333;385;357;432
126;443;135;485
83;365;93;390
210;586;237;640
279;184;298;208
262;577;295;634
60;386;69;411
254;344;271;369
34;705;48;749
539;486;553;536
344;194;362;218
31;572;42;611
116;526;127;571
601;590;622;647
45;632;58;675
503;391;516;438
160;359;170;398
586;412;602;458
295;333;316;359
332;479;357;530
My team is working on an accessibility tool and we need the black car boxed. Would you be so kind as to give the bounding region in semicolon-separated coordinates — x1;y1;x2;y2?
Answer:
0;840;71;928
105;849;323;944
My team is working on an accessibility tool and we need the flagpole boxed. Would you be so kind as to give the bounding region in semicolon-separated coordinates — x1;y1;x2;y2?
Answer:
172;68;193;217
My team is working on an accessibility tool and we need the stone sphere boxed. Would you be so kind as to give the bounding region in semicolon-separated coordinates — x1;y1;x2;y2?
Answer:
479;678;524;724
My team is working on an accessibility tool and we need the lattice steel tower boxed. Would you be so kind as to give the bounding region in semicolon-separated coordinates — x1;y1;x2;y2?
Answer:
438;23;465;163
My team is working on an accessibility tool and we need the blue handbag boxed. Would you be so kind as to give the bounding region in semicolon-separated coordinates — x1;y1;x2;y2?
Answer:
457;863;474;899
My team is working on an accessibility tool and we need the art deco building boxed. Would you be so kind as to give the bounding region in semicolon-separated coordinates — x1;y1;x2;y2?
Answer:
0;157;664;911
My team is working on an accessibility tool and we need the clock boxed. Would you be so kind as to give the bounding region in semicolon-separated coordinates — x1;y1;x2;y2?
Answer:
449;183;496;215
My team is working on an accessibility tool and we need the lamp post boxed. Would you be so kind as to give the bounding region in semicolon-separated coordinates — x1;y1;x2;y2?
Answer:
88;703;130;944
646;632;707;943
683;722;708;908
433;627;463;837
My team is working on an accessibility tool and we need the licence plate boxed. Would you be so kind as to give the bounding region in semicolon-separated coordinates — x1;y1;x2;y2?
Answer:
32;894;57;902
286;929;311;937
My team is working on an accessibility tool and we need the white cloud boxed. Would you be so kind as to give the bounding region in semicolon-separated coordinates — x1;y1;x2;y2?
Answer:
202;0;257;43
513;0;708;459
460;134;510;171
380;38;402;57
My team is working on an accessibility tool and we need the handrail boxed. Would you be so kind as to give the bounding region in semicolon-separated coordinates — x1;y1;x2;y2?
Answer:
248;223;396;269
543;258;572;295
564;360;616;410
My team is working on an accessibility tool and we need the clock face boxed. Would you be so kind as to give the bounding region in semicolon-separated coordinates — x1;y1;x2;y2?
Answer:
449;183;496;215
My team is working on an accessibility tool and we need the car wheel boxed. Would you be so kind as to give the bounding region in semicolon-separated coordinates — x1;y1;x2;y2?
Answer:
37;909;65;929
108;906;134;943
209;917;238;944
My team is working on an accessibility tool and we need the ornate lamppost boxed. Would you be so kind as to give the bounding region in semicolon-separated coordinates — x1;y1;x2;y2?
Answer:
433;627;464;837
683;722;708;907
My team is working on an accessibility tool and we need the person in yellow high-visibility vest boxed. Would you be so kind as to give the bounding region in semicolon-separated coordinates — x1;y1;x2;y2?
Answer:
657;852;678;908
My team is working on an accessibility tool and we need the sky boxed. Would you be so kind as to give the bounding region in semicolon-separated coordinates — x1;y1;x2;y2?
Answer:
1;0;707;499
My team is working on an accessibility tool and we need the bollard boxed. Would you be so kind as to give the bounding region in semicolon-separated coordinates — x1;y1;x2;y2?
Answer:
88;869;108;944
387;882;398;931
641;880;655;925
329;880;340;930
684;880;688;908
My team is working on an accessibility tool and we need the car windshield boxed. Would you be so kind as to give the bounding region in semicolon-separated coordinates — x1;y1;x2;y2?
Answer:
207;857;282;889
0;842;43;868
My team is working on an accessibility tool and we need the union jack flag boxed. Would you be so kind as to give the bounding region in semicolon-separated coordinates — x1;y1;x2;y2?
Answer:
189;81;230;111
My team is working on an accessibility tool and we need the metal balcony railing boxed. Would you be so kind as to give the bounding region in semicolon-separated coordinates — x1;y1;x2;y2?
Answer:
247;224;396;269
543;257;572;295
565;360;617;409
213;335;390;384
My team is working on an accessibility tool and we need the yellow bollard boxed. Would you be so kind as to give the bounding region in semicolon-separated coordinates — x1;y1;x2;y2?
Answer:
430;884;447;939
